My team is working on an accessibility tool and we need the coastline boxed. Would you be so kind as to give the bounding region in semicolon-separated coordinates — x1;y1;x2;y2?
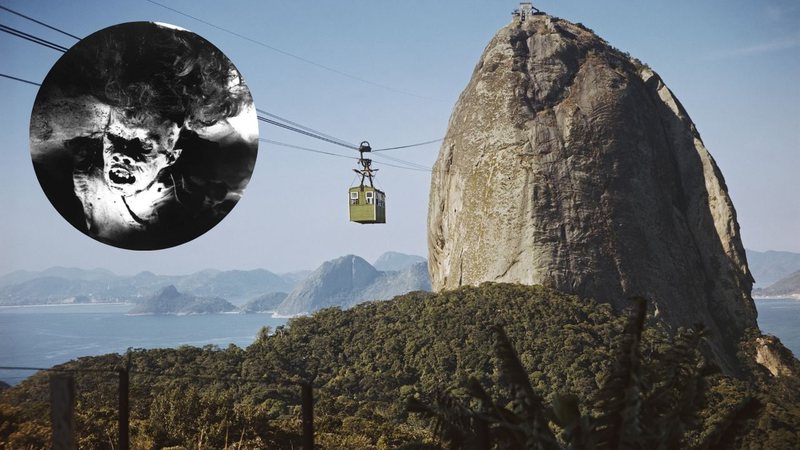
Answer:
0;302;133;309
753;295;800;301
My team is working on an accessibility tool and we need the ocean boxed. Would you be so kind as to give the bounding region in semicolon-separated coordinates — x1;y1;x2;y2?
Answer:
754;298;800;355
1;299;798;385
0;303;288;385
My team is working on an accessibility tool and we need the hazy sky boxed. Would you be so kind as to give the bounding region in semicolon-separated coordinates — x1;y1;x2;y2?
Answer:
1;0;798;276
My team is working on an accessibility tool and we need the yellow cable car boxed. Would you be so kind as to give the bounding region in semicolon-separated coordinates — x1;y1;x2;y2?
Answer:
349;186;385;224
349;141;386;224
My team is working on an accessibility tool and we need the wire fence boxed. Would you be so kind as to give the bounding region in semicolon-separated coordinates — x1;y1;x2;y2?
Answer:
1;363;316;450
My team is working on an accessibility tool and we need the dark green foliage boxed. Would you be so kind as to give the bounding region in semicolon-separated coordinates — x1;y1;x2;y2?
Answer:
1;283;798;449
591;297;647;450
408;324;564;450
408;297;732;449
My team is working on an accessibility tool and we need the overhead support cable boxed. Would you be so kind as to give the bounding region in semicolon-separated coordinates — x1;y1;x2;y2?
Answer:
372;138;443;151
256;108;357;149
260;139;357;160
370;158;432;173
2;72;433;172
0;72;41;86
0;8;440;163
0;5;81;40
257;113;431;171
370;153;431;171
257;109;439;166
143;0;439;101
262;139;430;172
0;74;435;172
0;43;432;171
0;23;69;52
257;115;358;150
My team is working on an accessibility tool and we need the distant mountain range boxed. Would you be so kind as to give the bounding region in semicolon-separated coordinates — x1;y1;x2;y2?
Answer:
0;267;295;306
753;271;800;299
240;292;289;313
747;249;800;287
4;249;796;307
276;255;431;315
372;252;427;272
0;252;430;311
0;267;117;286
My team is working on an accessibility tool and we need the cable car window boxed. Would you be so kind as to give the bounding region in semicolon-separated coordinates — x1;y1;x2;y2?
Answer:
366;191;374;205
350;191;359;205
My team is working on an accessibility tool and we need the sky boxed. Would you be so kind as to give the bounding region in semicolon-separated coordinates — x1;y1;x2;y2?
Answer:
0;0;798;276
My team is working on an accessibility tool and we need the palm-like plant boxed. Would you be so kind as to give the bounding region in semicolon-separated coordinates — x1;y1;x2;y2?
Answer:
408;297;749;449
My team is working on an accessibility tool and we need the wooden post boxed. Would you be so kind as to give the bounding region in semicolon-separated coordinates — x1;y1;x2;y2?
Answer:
49;374;77;450
118;366;130;450
301;382;314;450
475;417;490;450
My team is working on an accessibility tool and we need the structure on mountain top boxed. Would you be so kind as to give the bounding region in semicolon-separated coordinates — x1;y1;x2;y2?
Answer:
512;2;541;21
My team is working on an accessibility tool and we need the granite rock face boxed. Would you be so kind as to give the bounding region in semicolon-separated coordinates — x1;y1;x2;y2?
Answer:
428;15;757;369
755;336;796;378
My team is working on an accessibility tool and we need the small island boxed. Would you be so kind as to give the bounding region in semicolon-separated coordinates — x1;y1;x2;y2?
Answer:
127;285;237;315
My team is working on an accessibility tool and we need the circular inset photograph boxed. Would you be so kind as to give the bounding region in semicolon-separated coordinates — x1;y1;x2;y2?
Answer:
30;21;258;250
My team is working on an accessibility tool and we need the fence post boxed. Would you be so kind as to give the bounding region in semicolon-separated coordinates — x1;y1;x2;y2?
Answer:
475;417;490;450
118;364;130;450
301;381;314;450
49;374;76;450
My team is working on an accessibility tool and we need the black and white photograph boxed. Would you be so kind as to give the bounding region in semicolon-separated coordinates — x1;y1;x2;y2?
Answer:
29;21;258;250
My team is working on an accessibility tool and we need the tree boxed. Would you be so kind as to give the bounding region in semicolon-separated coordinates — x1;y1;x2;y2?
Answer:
408;298;754;449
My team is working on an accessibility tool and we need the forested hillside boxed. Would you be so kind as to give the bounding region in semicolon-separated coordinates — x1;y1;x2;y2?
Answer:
1;284;798;449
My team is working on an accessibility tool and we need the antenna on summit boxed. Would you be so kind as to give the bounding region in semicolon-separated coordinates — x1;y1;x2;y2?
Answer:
512;2;542;21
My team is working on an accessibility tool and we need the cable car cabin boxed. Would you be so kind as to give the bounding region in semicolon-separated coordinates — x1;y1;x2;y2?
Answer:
349;186;386;224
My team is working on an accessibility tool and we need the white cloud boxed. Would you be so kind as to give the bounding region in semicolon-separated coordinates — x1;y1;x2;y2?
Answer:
712;34;800;59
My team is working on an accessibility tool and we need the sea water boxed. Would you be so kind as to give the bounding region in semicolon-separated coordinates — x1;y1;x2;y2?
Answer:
0;303;288;385
755;298;800;355
1;299;798;385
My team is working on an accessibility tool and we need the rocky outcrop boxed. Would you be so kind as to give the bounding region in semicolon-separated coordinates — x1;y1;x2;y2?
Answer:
755;336;796;377
427;15;757;370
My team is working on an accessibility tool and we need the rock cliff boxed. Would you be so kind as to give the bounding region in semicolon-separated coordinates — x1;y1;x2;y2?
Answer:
428;15;757;370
